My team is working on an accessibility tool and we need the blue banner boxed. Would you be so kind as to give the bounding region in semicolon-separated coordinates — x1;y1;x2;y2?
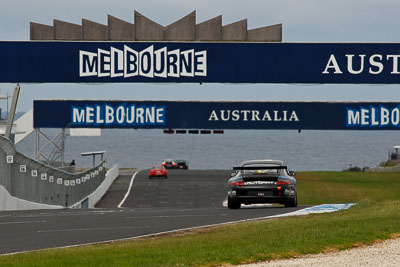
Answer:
33;100;400;130
2;42;400;83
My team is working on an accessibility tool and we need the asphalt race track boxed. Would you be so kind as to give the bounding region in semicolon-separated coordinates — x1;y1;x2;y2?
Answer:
0;169;308;254
105;169;233;209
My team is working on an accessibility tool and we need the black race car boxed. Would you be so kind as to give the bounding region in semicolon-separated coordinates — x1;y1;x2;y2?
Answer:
227;159;297;209
176;160;189;169
162;159;178;169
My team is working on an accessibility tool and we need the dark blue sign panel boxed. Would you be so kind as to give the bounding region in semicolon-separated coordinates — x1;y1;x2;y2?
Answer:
2;42;400;83
33;100;400;130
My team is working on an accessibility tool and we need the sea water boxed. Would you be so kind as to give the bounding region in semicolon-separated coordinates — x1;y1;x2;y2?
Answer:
16;129;399;171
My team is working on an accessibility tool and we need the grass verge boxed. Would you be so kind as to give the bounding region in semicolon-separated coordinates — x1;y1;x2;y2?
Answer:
297;171;400;204
1;171;399;266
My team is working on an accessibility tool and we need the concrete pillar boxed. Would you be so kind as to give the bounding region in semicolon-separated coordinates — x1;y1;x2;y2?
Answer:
247;24;282;42
134;11;164;41
53;19;81;40
82;19;108;41
108;15;134;41
165;11;196;41
222;19;247;41
196;15;222;41
30;22;53;40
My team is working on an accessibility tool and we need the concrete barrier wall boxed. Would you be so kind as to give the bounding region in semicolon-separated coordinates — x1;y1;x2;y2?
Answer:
0;164;119;211
0;135;106;207
365;164;400;172
71;164;119;208
0;186;63;211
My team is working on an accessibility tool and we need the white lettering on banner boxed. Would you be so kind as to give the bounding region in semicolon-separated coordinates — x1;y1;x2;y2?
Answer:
322;54;400;75
79;46;207;78
208;110;300;122
79;51;97;76
71;103;166;126
346;106;400;127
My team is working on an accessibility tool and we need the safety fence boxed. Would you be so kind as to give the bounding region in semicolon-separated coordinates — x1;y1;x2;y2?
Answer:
0;135;106;207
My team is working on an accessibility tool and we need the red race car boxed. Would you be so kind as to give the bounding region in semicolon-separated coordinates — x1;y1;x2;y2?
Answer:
149;165;168;179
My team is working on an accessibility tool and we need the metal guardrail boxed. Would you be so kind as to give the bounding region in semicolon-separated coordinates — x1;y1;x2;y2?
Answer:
0;135;106;207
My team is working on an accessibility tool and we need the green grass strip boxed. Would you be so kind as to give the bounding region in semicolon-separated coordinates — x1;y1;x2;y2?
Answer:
296;171;400;205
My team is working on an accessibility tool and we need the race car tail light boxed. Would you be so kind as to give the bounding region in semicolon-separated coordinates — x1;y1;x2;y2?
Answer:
230;181;244;186
162;163;166;166
276;181;291;185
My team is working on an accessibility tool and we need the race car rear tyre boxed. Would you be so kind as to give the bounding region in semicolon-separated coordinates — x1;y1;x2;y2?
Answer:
149;176;152;179
165;176;168;179
284;192;298;207
227;197;241;209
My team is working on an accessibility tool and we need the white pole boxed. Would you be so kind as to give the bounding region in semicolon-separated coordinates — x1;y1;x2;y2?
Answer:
5;84;20;140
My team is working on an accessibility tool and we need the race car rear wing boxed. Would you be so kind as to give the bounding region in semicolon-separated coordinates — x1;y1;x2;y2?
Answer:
233;166;287;170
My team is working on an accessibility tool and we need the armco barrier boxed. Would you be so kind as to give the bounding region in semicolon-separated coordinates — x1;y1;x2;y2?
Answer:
0;135;107;208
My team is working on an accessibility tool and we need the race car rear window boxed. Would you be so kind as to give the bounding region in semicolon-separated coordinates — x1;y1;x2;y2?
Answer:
242;165;282;175
151;166;164;169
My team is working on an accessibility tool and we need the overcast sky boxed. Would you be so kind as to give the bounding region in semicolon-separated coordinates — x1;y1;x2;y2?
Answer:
1;0;400;111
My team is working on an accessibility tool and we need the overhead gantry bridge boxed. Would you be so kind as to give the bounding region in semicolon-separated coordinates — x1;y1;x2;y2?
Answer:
1;11;281;211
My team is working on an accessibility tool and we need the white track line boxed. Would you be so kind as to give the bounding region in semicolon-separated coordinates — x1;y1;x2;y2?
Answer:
117;170;139;208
